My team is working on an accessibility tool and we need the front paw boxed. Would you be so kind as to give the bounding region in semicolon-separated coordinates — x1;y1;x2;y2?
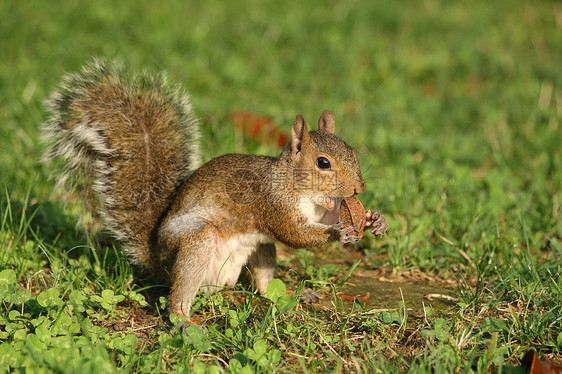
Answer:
365;210;389;237
327;222;362;243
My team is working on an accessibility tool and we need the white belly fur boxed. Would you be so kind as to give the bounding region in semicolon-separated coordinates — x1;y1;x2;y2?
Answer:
200;233;274;293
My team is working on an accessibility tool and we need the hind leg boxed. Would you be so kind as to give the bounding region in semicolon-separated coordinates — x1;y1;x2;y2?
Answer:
168;230;218;317
247;242;277;295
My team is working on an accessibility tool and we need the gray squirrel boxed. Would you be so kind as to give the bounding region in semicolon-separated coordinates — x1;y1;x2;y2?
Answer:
42;58;388;317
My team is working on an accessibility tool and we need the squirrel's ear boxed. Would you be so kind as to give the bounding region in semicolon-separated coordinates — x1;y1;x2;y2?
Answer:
291;114;310;153
318;110;335;134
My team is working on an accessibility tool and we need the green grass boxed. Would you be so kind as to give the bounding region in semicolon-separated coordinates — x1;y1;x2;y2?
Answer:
1;0;561;372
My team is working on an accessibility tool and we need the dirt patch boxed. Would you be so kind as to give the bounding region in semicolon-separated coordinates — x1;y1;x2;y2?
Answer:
340;274;455;313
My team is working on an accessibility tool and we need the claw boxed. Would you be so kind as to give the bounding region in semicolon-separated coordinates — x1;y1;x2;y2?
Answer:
364;209;389;237
341;234;361;243
340;224;357;236
371;228;385;237
371;221;389;237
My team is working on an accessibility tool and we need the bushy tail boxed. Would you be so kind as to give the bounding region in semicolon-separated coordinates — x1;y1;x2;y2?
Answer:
41;58;201;267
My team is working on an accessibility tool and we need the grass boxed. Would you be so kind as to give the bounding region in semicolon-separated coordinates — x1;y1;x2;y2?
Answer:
1;0;561;372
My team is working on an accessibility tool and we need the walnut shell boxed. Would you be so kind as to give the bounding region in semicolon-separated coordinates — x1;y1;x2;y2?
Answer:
339;196;367;240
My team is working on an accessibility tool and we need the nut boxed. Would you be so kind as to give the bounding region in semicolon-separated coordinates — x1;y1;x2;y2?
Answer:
339;196;366;240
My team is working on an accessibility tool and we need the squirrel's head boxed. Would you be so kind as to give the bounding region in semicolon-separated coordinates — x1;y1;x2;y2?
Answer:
283;110;366;206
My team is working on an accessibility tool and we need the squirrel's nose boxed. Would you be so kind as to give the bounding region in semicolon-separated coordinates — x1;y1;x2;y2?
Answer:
354;180;366;194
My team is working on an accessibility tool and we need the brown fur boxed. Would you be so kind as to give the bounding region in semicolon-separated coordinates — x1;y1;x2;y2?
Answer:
42;59;370;317
42;58;200;266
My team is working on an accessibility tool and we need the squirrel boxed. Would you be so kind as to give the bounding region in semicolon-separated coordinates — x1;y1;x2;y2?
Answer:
41;58;389;317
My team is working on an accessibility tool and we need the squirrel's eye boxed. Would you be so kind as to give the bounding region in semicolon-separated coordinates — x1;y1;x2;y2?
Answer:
316;157;331;170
